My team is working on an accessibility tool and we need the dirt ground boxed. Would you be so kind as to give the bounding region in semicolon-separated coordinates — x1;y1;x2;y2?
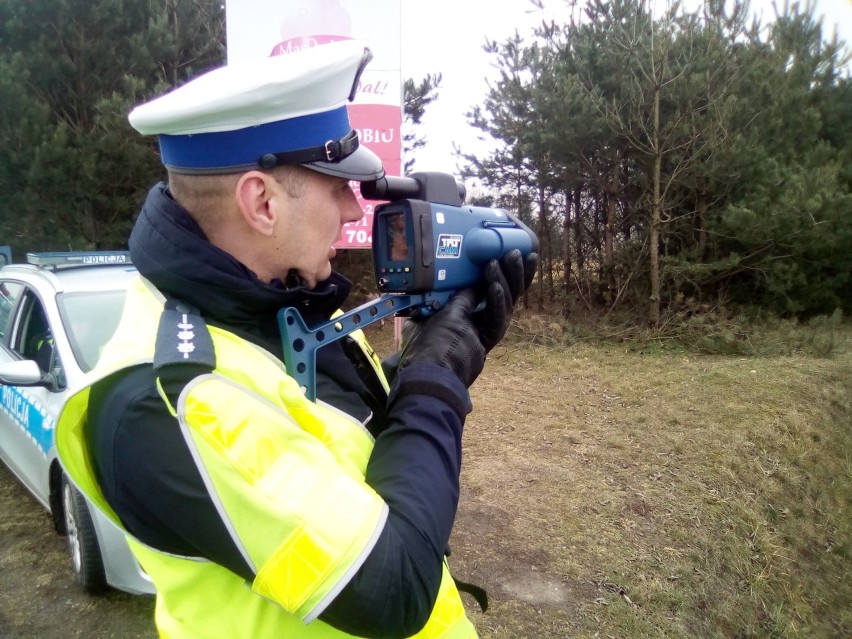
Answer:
0;461;155;638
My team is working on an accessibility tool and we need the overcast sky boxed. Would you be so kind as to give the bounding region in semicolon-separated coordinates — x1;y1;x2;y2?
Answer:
399;0;852;174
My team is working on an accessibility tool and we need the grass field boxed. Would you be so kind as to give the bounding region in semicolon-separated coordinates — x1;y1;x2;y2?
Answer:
366;319;851;638
2;317;847;638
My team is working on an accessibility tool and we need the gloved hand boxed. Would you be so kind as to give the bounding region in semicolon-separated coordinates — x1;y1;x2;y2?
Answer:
474;249;539;350
398;289;485;388
397;250;538;388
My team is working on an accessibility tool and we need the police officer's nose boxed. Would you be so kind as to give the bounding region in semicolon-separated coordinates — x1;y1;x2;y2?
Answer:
341;186;363;224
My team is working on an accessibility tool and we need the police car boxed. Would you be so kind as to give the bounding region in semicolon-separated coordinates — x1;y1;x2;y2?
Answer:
0;251;153;595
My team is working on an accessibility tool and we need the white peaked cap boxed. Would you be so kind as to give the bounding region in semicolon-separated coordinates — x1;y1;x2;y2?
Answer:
128;40;384;180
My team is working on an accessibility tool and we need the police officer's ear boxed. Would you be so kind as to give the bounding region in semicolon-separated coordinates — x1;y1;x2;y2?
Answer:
235;170;281;237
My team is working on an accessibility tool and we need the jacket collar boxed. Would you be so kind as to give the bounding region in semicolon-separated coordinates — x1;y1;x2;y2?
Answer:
128;182;351;353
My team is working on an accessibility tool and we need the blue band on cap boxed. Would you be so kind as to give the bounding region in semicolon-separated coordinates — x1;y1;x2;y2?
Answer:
157;106;352;171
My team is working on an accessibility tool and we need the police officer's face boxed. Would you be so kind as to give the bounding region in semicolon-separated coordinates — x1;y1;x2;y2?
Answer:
274;170;362;288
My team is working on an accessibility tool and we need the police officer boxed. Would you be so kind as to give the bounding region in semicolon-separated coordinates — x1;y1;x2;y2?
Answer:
57;41;536;639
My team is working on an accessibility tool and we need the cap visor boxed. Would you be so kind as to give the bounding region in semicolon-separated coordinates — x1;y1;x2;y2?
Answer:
303;144;385;181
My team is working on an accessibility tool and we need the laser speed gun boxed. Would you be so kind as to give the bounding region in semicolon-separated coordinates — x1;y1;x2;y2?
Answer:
279;171;539;399
366;173;539;309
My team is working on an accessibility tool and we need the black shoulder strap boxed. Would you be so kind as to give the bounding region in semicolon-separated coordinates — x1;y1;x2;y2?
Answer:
454;577;489;612
153;296;216;405
446;545;489;612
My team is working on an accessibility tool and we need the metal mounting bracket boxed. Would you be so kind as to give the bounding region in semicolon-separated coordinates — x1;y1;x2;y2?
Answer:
278;292;450;401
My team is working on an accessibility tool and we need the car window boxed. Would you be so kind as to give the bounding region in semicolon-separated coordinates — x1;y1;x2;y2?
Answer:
14;293;52;363
0;281;24;340
6;290;64;388
56;289;128;373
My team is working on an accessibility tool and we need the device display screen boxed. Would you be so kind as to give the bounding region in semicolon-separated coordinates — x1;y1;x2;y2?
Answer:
386;211;409;261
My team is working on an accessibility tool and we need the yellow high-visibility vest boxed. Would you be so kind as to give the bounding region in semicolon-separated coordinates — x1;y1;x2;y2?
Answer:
57;275;476;639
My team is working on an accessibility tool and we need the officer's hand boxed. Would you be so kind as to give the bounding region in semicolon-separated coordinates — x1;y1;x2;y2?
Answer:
475;249;539;351
399;289;485;388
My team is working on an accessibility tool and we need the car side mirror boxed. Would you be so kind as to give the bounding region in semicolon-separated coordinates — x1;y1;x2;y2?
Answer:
0;359;53;388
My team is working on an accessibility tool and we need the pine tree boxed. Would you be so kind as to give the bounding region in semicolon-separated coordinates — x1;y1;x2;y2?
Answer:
0;0;225;254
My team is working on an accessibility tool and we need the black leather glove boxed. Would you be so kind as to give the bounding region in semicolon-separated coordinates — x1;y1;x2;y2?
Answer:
397;250;538;388
474;249;539;350
398;288;485;388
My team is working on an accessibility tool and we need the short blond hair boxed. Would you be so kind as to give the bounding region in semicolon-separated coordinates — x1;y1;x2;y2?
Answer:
167;172;238;228
167;166;306;232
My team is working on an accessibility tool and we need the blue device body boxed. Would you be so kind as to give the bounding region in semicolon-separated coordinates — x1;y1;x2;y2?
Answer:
279;172;539;400
372;199;538;303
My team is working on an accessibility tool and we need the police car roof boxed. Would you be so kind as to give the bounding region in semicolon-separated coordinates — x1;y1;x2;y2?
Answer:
1;252;138;294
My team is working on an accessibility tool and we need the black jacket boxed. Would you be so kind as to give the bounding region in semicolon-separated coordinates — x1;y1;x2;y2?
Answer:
86;183;470;637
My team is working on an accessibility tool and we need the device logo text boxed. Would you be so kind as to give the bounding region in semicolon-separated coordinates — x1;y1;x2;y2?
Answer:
436;234;463;258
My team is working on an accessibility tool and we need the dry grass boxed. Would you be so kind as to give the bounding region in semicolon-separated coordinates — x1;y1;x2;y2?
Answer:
4;318;846;638
367;321;851;638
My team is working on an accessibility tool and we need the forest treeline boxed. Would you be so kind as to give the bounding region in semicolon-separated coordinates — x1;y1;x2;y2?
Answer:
464;0;851;321
1;0;849;324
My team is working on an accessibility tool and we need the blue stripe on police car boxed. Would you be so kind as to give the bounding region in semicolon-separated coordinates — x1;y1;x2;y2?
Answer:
0;385;54;455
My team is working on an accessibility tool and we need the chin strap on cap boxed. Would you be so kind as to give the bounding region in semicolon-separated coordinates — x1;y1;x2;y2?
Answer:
258;130;360;170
